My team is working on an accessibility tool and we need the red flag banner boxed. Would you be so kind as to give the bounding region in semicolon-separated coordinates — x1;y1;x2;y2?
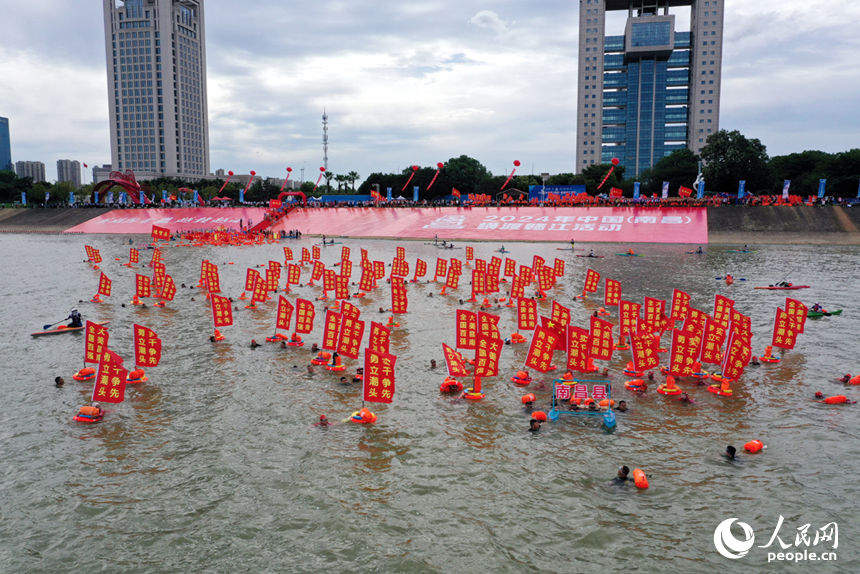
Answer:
722;331;752;380
434;258;448;279
729;308;752;339
550;301;571;330
98;272;112;297
159;275;176;301
283;247;293;261
478;311;501;339
265;268;279;292
456;309;477;349
643;297;664;333
713;294;735;328
301;248;311;263
450;258;462;276
337;316;365;359
341;246;351;261
785;298;808;334
537;266;555;291
524;326;561;373
452;188;461;198
287;264;301;286
295;299;315;334
85;245;95;260
92;249;102;264
445;270;460;290
251;274;268;304
92;349;127;404
151;262;166;291
630;331;660;372
442;343;470;377
322;310;342;351
335;276;349;299
531;255;545;277
413;259;427;280
670;288;691;322
771;307;799;350
619;300;641;337
374;261;386;281
566;325;591;372
323;269;336;293
474;259;486;274
465;246;474;261
312;246;321;260
605;278;621;307
583;269;601;293
517;297;537;331
396;246;405;260
504;258;516;277
391;277;408;313
133;324;162;367
679;186;693;197
309;260;324;282
474;333;503;377
364;349;397;404
683;307;709;334
84;321;110;364
360;248;369;262
135;274;151;298
205;263;221;293
486;271;500;294
211;294;233;327
553;258;565;278
589;315;614;361
151;225;170;241
392;258;409;278
472;269;485;296
129;248;139;264
609;187;623;198
508;274;524;299
359;268;375;292
669;327;704;376
369;322;391;354
277;296;294;331
701;317;727;365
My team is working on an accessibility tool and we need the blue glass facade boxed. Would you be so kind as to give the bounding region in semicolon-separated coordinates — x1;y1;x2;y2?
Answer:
631;21;671;47
0;117;11;172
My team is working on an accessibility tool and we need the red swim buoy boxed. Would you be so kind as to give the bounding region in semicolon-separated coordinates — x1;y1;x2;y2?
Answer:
532;411;548;422
633;468;649;489
744;440;764;453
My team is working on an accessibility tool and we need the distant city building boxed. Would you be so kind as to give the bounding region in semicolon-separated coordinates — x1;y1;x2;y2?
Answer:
93;164;114;184
0;116;11;172
576;0;724;176
15;161;46;183
102;0;210;180
57;159;82;188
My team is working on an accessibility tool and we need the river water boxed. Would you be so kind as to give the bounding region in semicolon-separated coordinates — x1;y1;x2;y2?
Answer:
1;234;857;573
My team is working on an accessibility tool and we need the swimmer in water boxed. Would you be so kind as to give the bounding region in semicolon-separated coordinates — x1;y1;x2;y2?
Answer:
529;419;542;432
55;376;65;387
314;415;331;427
611;466;632;485
724;446;737;461
678;392;696;403
614;400;628;412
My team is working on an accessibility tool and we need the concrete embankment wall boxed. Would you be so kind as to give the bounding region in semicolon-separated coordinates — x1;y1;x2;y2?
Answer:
706;206;860;245
0;208;116;233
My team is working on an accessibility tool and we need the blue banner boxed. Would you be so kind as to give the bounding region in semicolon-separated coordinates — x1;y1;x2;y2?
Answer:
69;192;75;205
782;180;791;199
738;180;746;199
107;191;114;203
662;182;669;199
240;187;244;203
21;192;26;204
413;186;419;202
697;182;705;199
857;179;860;198
119;192;127;204
162;190;168;202
193;190;199;204
45;192;50;202
140;190;146;204
818;179;826;198
386;187;392;200
93;192;97;204
633;182;640;200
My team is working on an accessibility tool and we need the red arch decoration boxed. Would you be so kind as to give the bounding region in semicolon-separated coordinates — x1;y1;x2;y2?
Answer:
277;191;307;206
92;170;151;204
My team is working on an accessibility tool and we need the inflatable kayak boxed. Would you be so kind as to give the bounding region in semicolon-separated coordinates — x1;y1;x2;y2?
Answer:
753;286;810;290
808;309;842;317
615;253;645;257
556;248;582;251
685;251;706;254
32;320;110;337
495;249;510;253
576;255;605;258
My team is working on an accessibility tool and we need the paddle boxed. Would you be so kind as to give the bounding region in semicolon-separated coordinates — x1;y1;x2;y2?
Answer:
42;319;66;330
773;267;796;287
715;277;746;281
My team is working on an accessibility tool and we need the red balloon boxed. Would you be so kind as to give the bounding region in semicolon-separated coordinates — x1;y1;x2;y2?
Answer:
286;167;293;172
250;170;256;176
513;160;521;167
611;158;619;166
228;171;234;176
319;167;326;172
412;165;419;171
437;162;444;169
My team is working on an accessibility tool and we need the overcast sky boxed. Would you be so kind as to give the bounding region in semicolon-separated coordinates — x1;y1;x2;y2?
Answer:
1;0;858;184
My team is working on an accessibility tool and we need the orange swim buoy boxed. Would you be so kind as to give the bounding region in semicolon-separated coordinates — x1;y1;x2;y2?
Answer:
633;468;649;489
824;395;848;404
532;411;548;422
599;399;615;407
848;375;860;386
625;379;647;392
522;393;537;404
744;440;764;453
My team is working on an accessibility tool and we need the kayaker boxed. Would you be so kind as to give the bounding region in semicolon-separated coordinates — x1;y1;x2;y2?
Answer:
696;246;703;253
627;248;635;255
588;249;595;257
811;302;822;313
67;308;82;328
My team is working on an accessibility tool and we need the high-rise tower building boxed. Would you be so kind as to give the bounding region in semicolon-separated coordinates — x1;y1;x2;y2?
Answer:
102;0;210;180
576;0;723;176
57;160;82;188
0;117;11;172
15;161;46;183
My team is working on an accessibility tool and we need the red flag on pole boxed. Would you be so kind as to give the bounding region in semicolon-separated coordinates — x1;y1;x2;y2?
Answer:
517;298;537;331
337;316;365;360
604;278;621;307
151;225;170;241
524;326;560;373
474;333;503;377
211;295;233;328
92;349;127;404
133;324;162;367
456;310;477;349
322;310;342;351
363;349;397;403
369;322;391;354
442;343;470;377
566;325;591;372
98;272;112;297
276;296;294;331
588;315;614;361
84;321;110;364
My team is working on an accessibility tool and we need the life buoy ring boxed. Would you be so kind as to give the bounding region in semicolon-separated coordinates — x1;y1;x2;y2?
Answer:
463;388;485;400
614;344;630;350
287;341;305;347
326;365;346;372
707;384;733;396
350;407;377;424
599;399;615;407
692;371;710;380
759;356;781;363
353;293;366;298
511;371;532;385
547;364;558;371
510;333;526;344
633;468;649;489
73;414;104;424
73;367;96;381
74;406;104;424
744;440;764;453
710;373;732;384
126;369;148;384
623;369;644;377
598;307;611;316
153;301;165;307
440;378;464;393
625;379;647;392
265;336;280;342
311;352;332;365
657;376;681;395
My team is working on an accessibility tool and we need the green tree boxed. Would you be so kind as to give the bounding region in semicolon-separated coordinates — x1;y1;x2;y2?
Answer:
0;170;32;203
334;174;348;192
323;171;334;193
638;149;700;197
579;163;627;195
347;171;360;191
443;155;490;195
701;129;770;193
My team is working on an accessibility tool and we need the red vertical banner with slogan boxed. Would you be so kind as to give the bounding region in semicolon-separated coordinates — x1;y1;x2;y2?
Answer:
785;298;808;334
265;268;279;292
589;316;614;361
98;272;112;297
713;294;735;328
251;274;268;304
337;316;365;359
283;247;293;261
364;349;397;404
729;308;752;339
210;294;233;327
335;276;349;299
538;266;555;291
442;343;470;377
701;317;727;365
472;269;485;296
630;332;660;372
373;261;386;280
341;246;351;261
504;258;516;278
477;312;501;339
391;277;408;313
475;259;486;274
771;307;798;350
295;299;315;334
151;225;170;241
445;269;460;290
456;310;477;350
553;258;565;278
605;278;621;307
583;269;601;293
286;264;301;287
474;333;502;377
301;247;311;264
670;289;691;322
368;322;391;354
465;246;474;261
245;268;260;292
683;307;709;334
566;325;591;372
396;246;405;260
619;300;641;337
340;259;353;279
359;268;375;292
92;349;127;404
152;262;166;291
532;255;545;277
669;327;704;376
312;246;321;260
84;321;110;364
434;258;448;280
524;326;560;373
276;296;294;331
322;310;342;351
550;301;571;330
722;331;752;380
323;269;336;293
129;248;139;264
414;259;427;280
517;298;537;331
159;275;176;301
135;274;151;298
642;297;664;333
510;275;525;299
133;324;162;367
